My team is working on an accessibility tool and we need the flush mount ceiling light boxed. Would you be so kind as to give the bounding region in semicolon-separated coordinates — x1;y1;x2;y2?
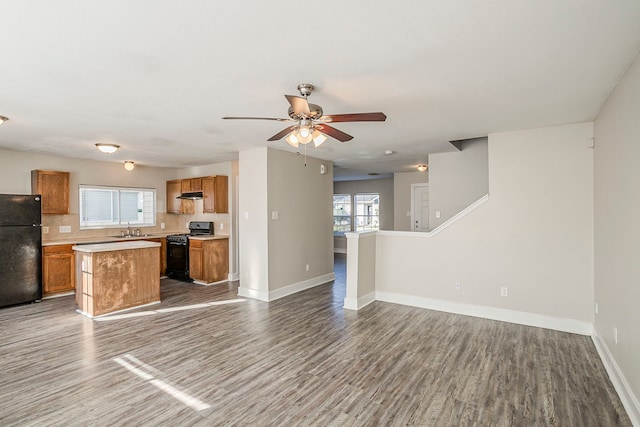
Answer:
417;164;428;172
0;115;9;124
124;161;135;171
95;143;120;154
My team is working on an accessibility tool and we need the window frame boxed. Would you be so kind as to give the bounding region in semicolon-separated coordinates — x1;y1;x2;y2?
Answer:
354;193;380;232
79;185;156;230
333;193;352;236
333;192;380;235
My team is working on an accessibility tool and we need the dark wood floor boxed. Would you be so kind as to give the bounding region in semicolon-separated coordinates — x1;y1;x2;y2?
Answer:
0;254;631;426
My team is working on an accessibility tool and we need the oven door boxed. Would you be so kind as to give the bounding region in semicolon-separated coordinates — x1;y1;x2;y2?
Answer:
166;241;189;275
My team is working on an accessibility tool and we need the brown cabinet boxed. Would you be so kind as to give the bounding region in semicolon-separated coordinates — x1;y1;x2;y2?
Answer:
167;179;194;215
143;237;167;276
189;238;229;284
166;175;228;215
31;170;70;214
43;244;75;296
203;175;228;213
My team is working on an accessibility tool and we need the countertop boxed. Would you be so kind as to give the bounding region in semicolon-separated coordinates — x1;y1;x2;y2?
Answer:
72;240;161;253
188;235;229;241
43;232;230;246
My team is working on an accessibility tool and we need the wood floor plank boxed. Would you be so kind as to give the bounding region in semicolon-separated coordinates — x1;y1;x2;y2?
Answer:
0;254;632;426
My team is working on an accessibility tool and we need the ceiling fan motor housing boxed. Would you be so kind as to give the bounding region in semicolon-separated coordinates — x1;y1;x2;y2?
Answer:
297;83;314;97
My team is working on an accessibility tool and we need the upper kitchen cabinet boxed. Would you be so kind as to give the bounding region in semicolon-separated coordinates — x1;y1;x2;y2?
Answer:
203;175;228;213
166;176;228;214
31;170;70;214
166;179;183;214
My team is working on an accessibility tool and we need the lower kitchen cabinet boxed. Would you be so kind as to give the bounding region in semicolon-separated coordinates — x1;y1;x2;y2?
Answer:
42;244;75;296
142;237;166;276
189;238;229;284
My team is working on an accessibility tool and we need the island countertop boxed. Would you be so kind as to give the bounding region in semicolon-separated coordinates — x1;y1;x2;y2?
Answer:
72;240;161;253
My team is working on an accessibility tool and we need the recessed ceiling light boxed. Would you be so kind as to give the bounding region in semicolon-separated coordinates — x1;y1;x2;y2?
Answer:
384;150;395;155
0;115;9;124
417;164;428;172
124;161;135;171
95;143;120;154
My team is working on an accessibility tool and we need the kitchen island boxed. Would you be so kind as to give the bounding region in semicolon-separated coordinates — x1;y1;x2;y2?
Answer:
73;240;161;317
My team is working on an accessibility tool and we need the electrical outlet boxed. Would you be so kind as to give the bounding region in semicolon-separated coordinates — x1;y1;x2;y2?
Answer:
613;327;618;344
455;281;462;291
42;226;49;234
160;222;165;229
305;264;310;272
595;303;598;314
219;223;224;230
500;287;508;297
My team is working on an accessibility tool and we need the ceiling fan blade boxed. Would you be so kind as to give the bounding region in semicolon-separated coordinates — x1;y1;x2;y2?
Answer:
223;116;291;121
320;112;387;123
267;125;297;141
285;95;311;115
315;124;353;142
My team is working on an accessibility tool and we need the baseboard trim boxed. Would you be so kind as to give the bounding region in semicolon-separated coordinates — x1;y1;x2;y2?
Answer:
268;273;336;301
592;328;640;426
375;291;592;335
343;291;375;311
237;287;269;302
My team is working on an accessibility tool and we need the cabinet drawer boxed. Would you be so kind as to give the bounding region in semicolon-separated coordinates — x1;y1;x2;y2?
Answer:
189;239;203;249
43;244;74;255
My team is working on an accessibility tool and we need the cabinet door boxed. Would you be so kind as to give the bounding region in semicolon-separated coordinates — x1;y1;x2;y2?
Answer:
204;239;229;283
190;178;202;191
31;170;70;214
144;238;166;276
43;245;75;294
180;179;195;214
166;180;182;214
203;176;229;214
189;240;204;281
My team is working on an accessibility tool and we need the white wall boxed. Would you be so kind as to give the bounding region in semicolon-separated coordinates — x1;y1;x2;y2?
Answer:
393;171;428;231
594;51;640;416
267;149;334;292
0;149;176;212
238;148;269;299
238;148;334;300
429;138;489;228
375;123;594;327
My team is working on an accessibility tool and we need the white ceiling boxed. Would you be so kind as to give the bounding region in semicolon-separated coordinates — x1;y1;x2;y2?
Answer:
1;1;639;180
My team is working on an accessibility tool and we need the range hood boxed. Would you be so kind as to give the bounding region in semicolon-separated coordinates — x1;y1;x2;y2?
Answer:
177;191;203;200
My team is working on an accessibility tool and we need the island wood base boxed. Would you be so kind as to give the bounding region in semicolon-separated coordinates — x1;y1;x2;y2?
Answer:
73;241;160;317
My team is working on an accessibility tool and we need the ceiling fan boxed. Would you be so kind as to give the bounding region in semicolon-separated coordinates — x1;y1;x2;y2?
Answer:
223;83;386;148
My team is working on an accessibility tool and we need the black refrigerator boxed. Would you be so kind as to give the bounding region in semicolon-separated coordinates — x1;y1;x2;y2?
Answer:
0;194;43;308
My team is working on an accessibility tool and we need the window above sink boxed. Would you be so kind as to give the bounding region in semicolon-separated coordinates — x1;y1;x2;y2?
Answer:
79;185;156;230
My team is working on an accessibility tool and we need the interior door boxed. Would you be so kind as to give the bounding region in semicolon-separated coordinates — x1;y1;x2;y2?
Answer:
411;184;429;232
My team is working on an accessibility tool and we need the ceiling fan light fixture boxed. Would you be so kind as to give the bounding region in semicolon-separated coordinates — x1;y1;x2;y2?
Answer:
312;129;327;147
417;164;428;172
298;120;311;138
285;133;299;148
95;143;120;154
297;130;312;144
